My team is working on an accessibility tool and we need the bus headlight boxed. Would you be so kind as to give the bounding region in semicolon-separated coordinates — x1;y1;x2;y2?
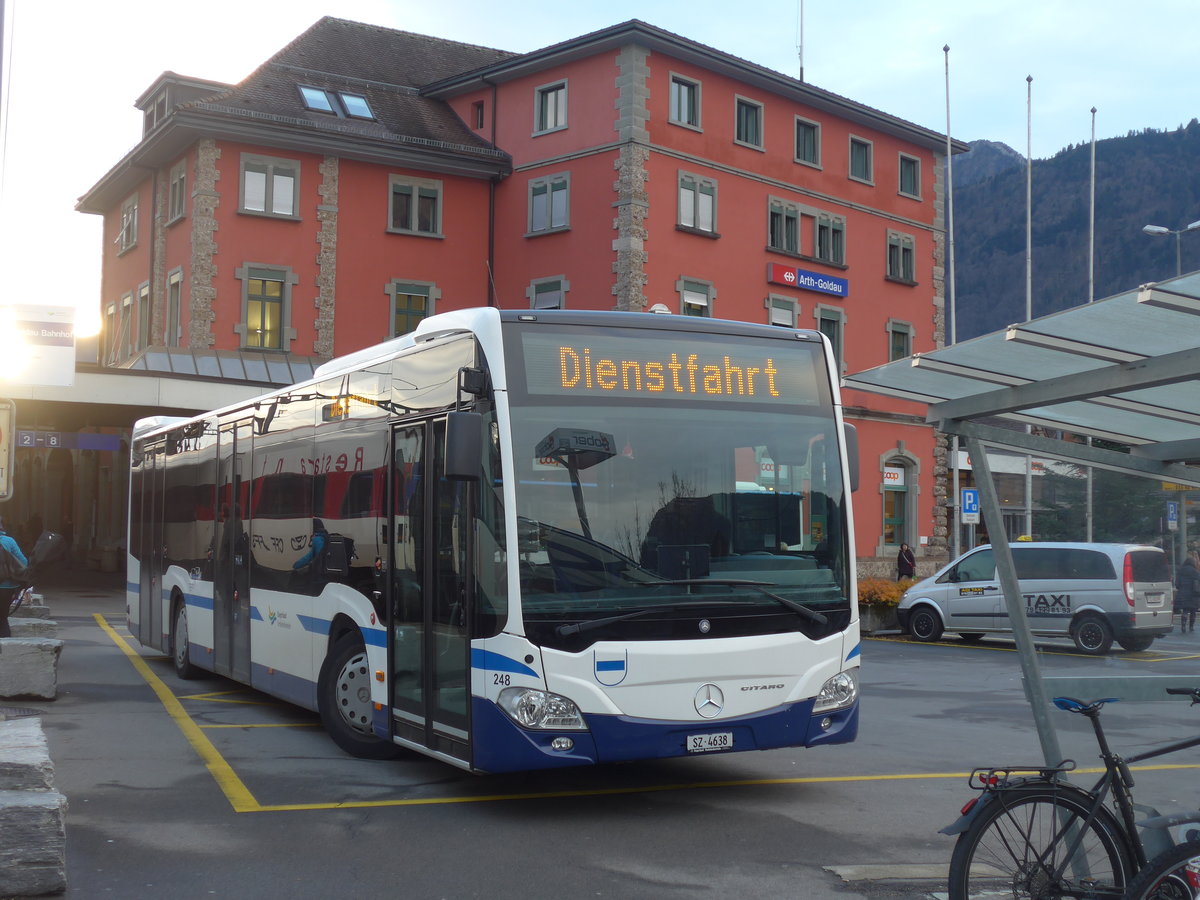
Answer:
497;687;588;731
813;670;859;713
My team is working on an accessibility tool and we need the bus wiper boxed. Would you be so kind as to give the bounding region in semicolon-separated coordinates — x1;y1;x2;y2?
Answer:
555;601;734;637
655;579;829;627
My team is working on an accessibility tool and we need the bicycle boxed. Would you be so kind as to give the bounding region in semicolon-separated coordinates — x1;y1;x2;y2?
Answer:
1124;840;1200;899
8;582;35;617
943;688;1200;899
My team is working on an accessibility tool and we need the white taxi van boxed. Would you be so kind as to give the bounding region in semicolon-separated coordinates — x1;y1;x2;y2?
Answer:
896;542;1173;654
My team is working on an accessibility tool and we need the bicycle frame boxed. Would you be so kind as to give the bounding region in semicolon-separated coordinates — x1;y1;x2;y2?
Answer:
944;696;1200;892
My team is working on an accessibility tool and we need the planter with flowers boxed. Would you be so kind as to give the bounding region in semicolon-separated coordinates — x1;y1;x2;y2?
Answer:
857;577;913;635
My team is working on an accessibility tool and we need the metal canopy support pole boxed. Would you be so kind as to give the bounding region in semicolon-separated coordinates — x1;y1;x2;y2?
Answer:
965;436;1065;767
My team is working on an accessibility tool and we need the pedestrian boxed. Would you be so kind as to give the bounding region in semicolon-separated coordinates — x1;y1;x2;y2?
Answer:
0;516;29;638
897;542;916;581
1176;550;1200;634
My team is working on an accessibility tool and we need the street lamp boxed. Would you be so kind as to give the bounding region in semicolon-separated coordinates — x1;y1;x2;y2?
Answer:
1142;219;1200;276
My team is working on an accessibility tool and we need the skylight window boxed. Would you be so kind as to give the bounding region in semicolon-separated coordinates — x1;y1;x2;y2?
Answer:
340;93;373;119
298;85;375;120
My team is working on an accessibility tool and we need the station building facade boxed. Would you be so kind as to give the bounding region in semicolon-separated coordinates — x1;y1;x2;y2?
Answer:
75;17;966;576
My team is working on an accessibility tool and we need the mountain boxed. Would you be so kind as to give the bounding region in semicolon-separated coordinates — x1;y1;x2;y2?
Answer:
949;120;1200;340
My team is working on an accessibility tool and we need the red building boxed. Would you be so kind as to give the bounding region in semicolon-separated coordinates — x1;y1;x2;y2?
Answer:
78;18;966;576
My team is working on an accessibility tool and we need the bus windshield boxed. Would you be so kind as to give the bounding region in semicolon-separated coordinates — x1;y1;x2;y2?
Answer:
505;323;852;649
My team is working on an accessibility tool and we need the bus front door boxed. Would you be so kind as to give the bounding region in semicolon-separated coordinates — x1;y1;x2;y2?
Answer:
214;419;253;682
138;441;166;648
389;421;471;765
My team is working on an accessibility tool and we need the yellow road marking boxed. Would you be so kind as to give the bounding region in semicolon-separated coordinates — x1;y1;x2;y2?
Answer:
200;722;321;729
179;689;282;706
95;614;263;813
867;634;1195;661
97;615;1200;814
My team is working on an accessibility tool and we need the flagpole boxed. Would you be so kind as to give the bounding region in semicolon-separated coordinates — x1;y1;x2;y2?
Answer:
945;45;962;557
1024;75;1033;540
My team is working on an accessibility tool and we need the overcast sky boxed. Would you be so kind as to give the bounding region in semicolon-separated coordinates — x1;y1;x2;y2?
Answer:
2;0;1197;318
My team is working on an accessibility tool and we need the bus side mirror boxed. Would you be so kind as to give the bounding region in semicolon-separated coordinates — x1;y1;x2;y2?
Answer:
445;411;482;481
843;422;859;493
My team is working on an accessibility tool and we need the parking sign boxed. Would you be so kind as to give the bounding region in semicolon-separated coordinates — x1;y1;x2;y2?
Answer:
962;488;980;525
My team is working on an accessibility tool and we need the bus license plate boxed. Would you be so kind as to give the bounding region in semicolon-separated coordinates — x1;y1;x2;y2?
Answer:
688;732;733;753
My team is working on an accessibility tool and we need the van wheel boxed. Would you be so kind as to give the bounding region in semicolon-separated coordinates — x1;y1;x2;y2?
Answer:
1116;635;1153;653
318;632;401;760
1071;614;1113;655
958;633;985;643
908;607;944;643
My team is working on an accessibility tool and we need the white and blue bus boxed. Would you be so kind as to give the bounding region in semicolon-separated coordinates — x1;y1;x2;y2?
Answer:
128;308;860;773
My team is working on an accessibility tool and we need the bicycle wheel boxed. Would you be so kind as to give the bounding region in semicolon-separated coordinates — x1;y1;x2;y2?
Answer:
1123;841;1200;900
947;786;1132;899
8;585;28;616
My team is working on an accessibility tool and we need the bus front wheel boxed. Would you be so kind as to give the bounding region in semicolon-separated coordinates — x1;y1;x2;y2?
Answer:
318;632;401;760
172;599;199;680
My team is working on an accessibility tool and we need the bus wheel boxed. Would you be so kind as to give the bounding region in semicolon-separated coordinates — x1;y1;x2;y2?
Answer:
172;599;199;680
318;632;401;760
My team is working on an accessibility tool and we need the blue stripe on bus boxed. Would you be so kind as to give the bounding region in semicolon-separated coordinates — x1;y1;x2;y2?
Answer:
296;615;330;636
188;593;214;611
250;607;264;622
470;648;538;677
595;660;626;672
846;643;861;661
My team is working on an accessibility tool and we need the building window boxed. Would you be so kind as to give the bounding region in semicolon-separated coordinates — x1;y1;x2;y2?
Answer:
768;199;800;254
385;280;440;337
883;460;910;546
678;278;714;317
899;154;921;198
241;155;299;218
119;293;134;360
166;269;183;347
103;303;116;365
235;264;298;350
734;97;763;148
528;173;570;233
767;295;798;327
339;93;373;119
849;137;873;183
118;193;139;253
887;231;916;283
887;319;913;361
795;117;820;167
678;172;716;234
534;81;567;133
815;305;845;370
137;283;151;351
300;85;335;112
168;161;187;223
528;276;569;309
815;214;845;264
472;101;485;129
390;176;442;236
669;74;701;128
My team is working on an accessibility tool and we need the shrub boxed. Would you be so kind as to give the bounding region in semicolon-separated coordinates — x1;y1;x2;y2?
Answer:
857;577;914;607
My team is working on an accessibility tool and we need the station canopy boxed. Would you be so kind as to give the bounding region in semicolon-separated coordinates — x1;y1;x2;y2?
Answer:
844;272;1200;489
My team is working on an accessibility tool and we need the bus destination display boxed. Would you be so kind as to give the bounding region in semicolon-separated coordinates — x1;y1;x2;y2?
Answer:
520;330;821;404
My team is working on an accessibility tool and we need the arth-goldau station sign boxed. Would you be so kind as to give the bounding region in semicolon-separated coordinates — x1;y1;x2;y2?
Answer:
767;263;848;298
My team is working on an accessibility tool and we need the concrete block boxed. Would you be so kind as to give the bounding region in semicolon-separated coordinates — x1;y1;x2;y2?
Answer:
0;717;54;791
17;603;51;620
0;790;68;897
9;618;58;639
0;639;64;700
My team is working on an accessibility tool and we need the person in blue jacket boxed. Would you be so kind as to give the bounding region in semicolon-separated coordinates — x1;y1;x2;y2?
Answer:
293;518;328;573
0;516;29;637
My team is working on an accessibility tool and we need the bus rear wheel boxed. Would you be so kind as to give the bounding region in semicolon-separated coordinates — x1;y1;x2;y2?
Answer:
172;599;199;680
318;632;401;760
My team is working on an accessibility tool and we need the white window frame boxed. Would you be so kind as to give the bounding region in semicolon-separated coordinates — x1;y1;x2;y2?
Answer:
887;318;914;361
898;153;921;199
240;154;300;218
768;197;801;254
887;231;917;283
527;172;570;234
677;277;715;317
734;96;764;149
794;116;821;168
166;268;183;348
389;175;443;237
527;275;570;310
168;161;187;223
849;136;874;184
814;304;846;372
137;282;151;351
678;171;717;234
669;74;701;130
534;80;568;134
118;193;139;253
103;303;117;365
766;294;799;328
385;279;440;338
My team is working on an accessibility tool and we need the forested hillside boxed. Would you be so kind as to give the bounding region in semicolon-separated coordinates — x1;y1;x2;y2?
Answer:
951;120;1200;339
